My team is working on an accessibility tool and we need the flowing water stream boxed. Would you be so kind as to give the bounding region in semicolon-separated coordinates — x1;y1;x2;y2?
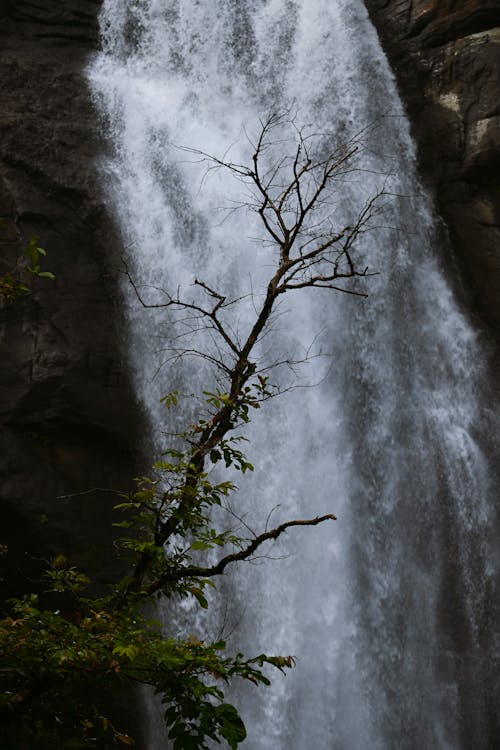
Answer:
87;2;499;748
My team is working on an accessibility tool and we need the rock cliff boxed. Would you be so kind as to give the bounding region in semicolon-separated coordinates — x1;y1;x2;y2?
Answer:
0;0;141;600
365;0;500;332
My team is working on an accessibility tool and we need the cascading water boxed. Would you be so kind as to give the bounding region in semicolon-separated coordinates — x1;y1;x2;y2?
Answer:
87;1;500;748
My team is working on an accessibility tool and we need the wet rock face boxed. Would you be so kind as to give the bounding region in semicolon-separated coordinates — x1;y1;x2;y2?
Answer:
365;0;500;332
0;0;100;37
0;0;142;599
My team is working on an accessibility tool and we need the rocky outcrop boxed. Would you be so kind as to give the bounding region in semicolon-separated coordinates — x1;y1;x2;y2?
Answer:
365;0;500;332
0;0;141;600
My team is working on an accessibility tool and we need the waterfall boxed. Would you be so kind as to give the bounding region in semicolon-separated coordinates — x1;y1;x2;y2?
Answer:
87;1;499;748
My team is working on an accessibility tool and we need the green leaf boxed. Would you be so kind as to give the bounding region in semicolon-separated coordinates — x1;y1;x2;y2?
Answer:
113;644;139;660
160;391;179;409
189;588;208;609
190;541;212;551
215;704;247;749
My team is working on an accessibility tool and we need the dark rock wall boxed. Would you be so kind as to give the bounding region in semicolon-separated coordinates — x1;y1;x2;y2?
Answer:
0;0;141;600
365;0;500;332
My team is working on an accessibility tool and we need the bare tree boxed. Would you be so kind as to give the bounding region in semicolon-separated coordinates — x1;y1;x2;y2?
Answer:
121;111;384;596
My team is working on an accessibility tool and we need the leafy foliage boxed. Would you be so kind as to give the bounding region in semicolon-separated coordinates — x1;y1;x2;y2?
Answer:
0;588;289;749
0;224;54;304
0;388;299;750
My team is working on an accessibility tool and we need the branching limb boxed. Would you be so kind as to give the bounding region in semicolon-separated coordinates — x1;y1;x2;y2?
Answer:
144;513;336;595
122;111;385;591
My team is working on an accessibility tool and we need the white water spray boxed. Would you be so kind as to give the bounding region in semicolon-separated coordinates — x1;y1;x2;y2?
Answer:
87;2;499;747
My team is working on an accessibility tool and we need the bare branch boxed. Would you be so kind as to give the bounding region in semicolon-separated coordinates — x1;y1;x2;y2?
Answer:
144;513;337;595
121;111;385;591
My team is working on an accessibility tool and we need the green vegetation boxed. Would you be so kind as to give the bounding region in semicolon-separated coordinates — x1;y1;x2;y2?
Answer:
0;222;54;304
0;382;326;749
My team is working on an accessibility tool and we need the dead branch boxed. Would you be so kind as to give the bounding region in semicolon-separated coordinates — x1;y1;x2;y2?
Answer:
143;514;337;595
123;111;384;592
